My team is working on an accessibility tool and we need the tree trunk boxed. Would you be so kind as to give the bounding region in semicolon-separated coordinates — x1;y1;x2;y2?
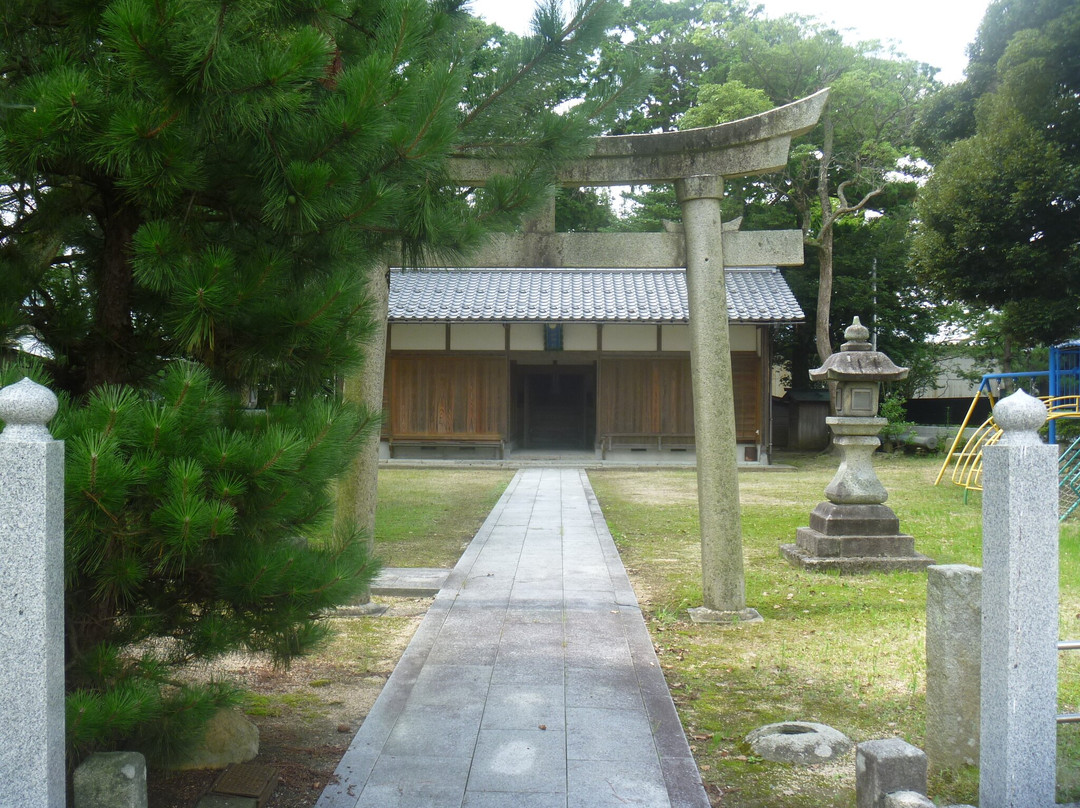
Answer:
815;222;835;364
814;111;835;366
334;259;389;604
85;186;140;392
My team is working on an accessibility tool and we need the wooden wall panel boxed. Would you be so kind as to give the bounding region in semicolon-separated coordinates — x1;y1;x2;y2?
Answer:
598;357;694;436
732;352;761;442
598;354;761;442
386;354;506;437
659;358;695;433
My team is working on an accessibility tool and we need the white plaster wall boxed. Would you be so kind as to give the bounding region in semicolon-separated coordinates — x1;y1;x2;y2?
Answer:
772;365;791;398
730;325;759;354
661;325;690;352
510;323;544;351
450;323;504;351
917;355;998;399
603;324;657;352
563;323;597;351
390;323;445;350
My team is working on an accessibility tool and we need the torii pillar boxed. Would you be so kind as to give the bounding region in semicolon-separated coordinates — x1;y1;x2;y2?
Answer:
677;175;758;623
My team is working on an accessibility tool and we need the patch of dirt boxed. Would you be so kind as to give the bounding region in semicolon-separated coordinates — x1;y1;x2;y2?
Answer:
596;471;699;507
147;598;428;808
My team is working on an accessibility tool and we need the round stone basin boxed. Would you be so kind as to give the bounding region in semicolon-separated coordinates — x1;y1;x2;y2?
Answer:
745;721;853;764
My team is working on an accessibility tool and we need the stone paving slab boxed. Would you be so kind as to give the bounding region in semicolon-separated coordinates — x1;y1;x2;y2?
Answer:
370;567;451;596
316;468;709;808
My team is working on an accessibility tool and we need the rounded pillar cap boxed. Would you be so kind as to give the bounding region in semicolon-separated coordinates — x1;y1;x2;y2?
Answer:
993;389;1048;446
0;377;58;441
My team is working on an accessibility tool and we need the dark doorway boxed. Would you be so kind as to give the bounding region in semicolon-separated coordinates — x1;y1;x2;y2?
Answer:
518;364;595;450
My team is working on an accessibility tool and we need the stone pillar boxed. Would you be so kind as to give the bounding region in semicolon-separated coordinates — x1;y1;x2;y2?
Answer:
979;389;1059;808
676;175;759;625
0;378;65;808
925;564;981;770
335;259;389;610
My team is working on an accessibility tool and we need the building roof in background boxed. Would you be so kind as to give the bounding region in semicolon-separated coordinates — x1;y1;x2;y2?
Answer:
388;267;804;324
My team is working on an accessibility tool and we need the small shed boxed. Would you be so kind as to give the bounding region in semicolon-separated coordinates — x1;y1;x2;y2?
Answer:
781;389;831;451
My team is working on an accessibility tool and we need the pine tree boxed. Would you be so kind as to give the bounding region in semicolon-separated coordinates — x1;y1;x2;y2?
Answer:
1;0;630;763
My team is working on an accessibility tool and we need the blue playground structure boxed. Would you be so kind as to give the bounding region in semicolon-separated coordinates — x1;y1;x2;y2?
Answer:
934;341;1080;520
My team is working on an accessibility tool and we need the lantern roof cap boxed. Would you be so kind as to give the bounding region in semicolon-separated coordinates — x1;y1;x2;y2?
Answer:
809;317;909;383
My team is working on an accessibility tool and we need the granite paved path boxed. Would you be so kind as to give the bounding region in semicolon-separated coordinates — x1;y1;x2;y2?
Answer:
316;467;710;808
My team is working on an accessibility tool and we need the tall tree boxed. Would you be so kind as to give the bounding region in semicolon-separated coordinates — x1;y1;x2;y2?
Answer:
601;0;755;135
719;14;935;363
0;0;628;762
595;7;936;373
779;199;940;396
911;0;1080;347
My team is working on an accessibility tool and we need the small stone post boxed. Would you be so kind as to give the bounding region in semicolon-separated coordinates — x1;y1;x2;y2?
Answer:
925;564;981;770
856;738;929;808
0;378;65;808
979;389;1059;808
74;752;148;808
676;174;760;625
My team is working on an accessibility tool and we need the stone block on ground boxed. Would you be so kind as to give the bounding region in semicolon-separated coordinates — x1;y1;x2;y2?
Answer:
809;502;900;536
882;791;934;808
856;738;928;808
780;541;934;573
212;763;278;806
745;721;852;764
73;751;147;808
174;709;259;771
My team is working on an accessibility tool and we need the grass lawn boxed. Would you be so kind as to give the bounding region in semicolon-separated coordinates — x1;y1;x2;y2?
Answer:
373;468;516;567
589;452;1080;807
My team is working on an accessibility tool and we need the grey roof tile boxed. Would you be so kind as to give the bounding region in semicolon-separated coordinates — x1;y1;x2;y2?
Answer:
388;267;804;324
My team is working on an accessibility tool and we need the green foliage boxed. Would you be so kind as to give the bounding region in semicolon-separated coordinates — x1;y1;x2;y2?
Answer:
0;0;635;763
554;188;622;233
602;0;758;136
915;0;1076;158
0;0;634;396
912;0;1080;348
719;13;935;362
779;208;942;394
879;393;917;449
0;361;379;763
678;79;772;129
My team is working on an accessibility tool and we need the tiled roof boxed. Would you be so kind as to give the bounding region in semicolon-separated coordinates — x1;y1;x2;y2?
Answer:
388;268;804;324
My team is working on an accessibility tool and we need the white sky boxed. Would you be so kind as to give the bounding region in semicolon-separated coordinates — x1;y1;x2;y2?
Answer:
466;0;989;84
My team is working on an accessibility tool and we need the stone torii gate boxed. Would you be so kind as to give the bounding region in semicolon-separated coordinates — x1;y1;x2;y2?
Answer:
339;89;828;623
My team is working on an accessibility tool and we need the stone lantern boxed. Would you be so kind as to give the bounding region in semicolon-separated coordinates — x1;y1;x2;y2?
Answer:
781;317;934;572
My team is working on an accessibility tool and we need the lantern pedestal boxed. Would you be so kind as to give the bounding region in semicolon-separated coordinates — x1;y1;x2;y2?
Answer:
781;418;934;572
782;504;932;573
782;417;933;572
